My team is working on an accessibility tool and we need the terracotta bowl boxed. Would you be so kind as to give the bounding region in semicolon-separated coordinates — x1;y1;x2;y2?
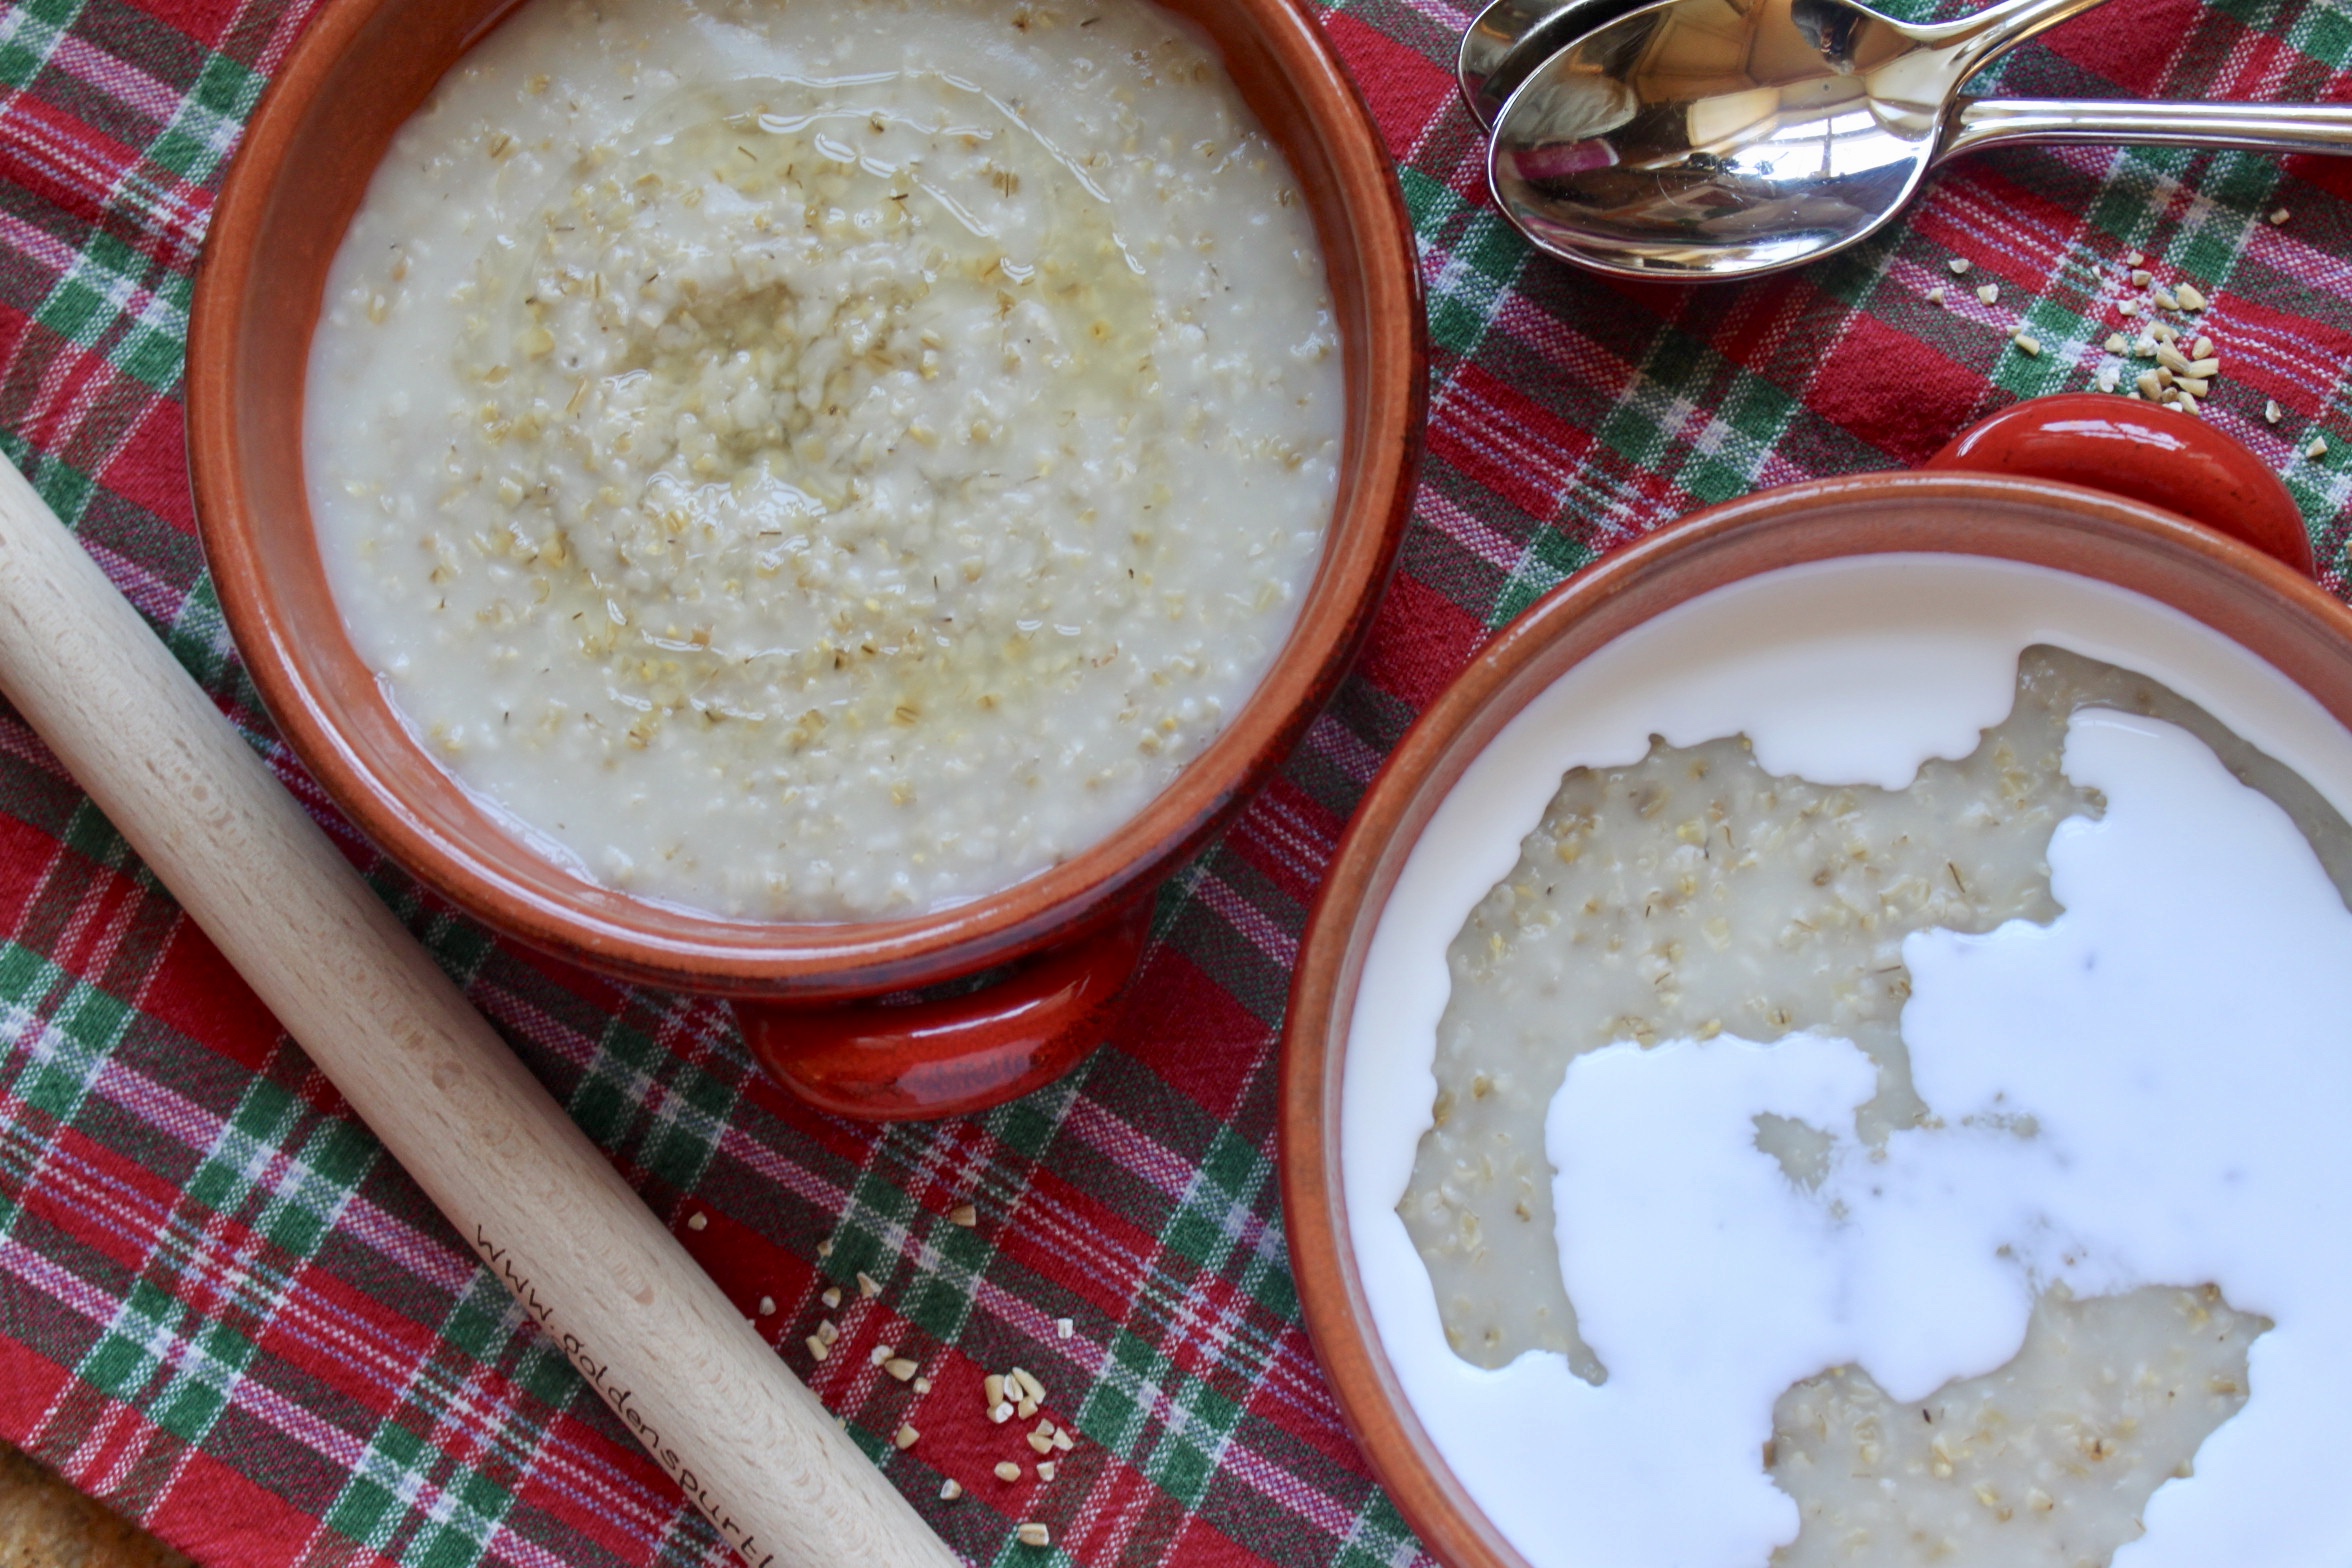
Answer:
1279;395;2351;1568
186;0;1423;1119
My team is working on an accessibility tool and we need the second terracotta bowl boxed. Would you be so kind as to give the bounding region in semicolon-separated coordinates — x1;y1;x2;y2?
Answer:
1280;397;2351;1568
187;0;1424;1118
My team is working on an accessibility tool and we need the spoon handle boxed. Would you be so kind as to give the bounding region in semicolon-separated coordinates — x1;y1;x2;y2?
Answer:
1903;0;2112;83
1942;97;2352;162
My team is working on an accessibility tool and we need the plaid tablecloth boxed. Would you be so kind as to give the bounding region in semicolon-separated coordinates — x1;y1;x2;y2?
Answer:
1;0;2348;1562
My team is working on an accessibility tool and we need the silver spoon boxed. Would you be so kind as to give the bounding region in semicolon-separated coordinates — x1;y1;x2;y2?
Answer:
1489;0;2352;279
1464;0;2094;134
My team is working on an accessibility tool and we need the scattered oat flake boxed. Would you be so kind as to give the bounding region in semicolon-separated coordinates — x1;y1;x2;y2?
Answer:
894;1424;920;1450
1976;283;1998;305
2311;436;2330;458
687;1212;708;1231
1948;257;1972;274
1018;1523;1052;1548
2267;399;2284;424
857;1271;881;1298
995;1461;1023;1483
941;1479;964;1501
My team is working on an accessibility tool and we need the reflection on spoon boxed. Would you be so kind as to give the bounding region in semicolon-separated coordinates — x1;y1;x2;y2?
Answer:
1457;0;1658;131
1491;0;2352;279
1487;0;2102;279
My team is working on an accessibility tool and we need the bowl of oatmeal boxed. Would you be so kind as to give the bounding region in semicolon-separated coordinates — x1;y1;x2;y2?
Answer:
1281;397;2352;1567
189;0;1420;1117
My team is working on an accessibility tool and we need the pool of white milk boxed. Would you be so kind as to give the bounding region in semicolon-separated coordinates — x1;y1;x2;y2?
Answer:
1340;554;2352;1568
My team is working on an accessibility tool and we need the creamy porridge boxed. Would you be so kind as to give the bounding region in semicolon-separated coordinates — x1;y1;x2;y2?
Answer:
1404;645;2347;1565
1767;1284;2264;1568
305;0;1341;920
1341;558;2352;1568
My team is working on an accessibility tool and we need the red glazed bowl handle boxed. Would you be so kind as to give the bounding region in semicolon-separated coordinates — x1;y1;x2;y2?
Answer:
735;907;1149;1121
1926;393;2317;579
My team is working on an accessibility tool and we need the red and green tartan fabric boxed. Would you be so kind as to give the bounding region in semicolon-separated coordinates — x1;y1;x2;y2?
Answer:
0;0;2349;1560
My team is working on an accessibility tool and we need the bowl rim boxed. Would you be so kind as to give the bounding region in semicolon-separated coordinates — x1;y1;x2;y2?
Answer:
186;0;1424;997
1278;469;2352;1568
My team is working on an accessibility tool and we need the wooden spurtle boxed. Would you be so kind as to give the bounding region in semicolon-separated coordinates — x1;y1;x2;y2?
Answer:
0;458;958;1568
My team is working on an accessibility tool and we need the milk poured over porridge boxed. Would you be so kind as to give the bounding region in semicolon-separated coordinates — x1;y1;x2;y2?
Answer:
1409;646;2352;1379
1409;645;2339;1565
1341;558;2352;1568
305;0;1340;920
